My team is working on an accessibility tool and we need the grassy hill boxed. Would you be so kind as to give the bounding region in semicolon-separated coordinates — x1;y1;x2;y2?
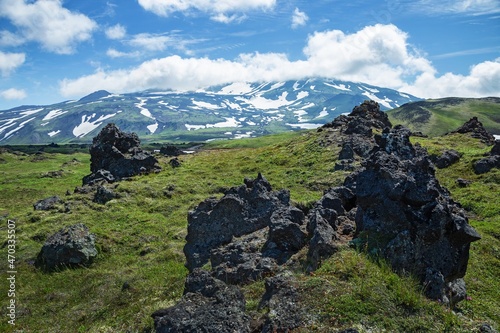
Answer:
387;97;500;137
0;128;499;332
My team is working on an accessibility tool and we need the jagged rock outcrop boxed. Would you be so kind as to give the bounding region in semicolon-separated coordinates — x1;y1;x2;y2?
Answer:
184;173;301;272
82;123;161;185
33;195;61;211
35;223;98;272
450;117;495;145
152;100;484;331
152;269;250;333
474;140;500;174
348;127;481;303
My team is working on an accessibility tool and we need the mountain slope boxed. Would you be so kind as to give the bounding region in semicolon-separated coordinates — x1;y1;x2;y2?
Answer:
0;79;419;144
387;97;500;137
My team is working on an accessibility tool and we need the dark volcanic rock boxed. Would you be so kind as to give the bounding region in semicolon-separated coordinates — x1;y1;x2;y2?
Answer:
168;157;182;168
473;140;500;174
350;126;481;303
160;145;185;156
430;150;461;169
258;273;304;333
473;155;500;174
152;269;250;333
451;117;495;145
35;223;97;272
93;186;118;204
82;123;160;185
33;196;61;211
184;173;293;271
307;187;356;271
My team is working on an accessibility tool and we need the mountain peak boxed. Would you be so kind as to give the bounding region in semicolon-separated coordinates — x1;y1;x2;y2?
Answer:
78;90;112;103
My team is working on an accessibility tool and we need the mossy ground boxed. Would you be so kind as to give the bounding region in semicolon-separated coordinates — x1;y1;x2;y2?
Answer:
0;129;498;332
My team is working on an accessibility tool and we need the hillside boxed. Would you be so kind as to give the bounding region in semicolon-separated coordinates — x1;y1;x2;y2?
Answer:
0;79;419;145
0;103;498;332
387;97;500;137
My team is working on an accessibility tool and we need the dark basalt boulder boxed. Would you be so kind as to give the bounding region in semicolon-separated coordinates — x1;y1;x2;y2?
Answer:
35;223;98;272
473;140;500;174
93;185;118;204
183;173;294;271
349;127;481;303
258;273;304;333
82;123;160;185
160;145;185;156
152;269;250;333
430;149;461;169
33;196;61;211
450;117;495;145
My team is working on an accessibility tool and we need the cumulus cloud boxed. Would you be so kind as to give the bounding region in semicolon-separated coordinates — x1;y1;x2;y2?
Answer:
0;88;27;100
0;30;24;47
0;51;25;76
291;8;308;29
59;24;500;99
105;24;126;40
137;0;276;21
0;0;97;54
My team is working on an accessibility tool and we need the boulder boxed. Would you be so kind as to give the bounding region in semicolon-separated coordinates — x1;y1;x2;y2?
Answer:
183;173;293;271
152;269;250;333
160;145;185;156
35;223;98;272
473;140;500;174
93;186;118;204
33;196;61;211
258;273;304;333
473;156;500;174
82;123;160;185
349;126;481;303
450;117;495;145
430;149;461;169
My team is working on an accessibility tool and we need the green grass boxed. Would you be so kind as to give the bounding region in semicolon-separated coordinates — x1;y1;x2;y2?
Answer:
0;128;499;332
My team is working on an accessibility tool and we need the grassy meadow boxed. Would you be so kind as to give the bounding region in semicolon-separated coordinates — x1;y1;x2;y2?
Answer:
0;128;498;332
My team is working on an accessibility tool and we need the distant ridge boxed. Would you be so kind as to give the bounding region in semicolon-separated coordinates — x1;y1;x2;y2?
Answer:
387;97;500;137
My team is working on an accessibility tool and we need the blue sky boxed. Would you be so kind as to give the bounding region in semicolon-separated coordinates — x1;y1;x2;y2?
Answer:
0;0;499;109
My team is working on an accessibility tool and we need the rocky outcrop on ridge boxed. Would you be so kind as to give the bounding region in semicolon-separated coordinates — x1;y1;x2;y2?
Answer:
35;223;97;272
33;195;61;211
450;116;496;145
82;123;160;185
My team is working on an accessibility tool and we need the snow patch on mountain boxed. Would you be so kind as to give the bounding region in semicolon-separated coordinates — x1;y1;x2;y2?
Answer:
324;82;351;91
1;117;36;141
136;98;155;120
73;113;118;138
147;123;159;134
48;130;61;137
43;109;68;121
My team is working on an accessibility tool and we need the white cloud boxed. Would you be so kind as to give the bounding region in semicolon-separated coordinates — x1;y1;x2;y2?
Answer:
0;0;97;54
291;8;308;29
137;0;276;21
106;48;140;58
0;88;27;100
128;33;176;51
0;51;25;76
59;24;500;99
0;30;24;47
409;0;500;15
402;58;500;98
105;24;126;40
